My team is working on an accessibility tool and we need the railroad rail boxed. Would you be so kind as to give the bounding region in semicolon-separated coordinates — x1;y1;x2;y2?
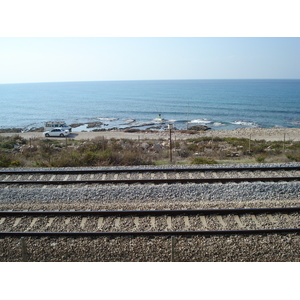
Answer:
1;165;300;174
0;207;299;237
1;166;300;185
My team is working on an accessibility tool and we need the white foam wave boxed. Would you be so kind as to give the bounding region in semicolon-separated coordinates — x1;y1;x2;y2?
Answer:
124;119;136;124
189;119;212;124
212;122;225;127
289;121;300;125
232;120;259;127
97;117;119;122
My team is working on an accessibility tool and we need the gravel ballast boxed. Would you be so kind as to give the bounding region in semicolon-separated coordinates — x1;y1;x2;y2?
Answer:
0;163;299;262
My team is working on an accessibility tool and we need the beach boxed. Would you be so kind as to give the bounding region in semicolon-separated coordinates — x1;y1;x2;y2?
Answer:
1;127;300;142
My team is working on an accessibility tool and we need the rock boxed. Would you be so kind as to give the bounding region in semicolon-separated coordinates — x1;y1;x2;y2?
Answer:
188;125;211;131
141;142;150;150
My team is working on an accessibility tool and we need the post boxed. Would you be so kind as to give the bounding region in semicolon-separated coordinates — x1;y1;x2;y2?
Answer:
249;134;251;154
168;124;173;163
283;133;286;153
65;137;68;148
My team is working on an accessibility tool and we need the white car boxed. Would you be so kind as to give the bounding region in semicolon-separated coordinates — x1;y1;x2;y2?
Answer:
43;128;70;137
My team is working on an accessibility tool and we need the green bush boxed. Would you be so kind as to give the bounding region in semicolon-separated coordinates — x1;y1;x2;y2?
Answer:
255;156;266;163
286;153;300;162
0;154;12;167
187;144;198;152
191;157;217;164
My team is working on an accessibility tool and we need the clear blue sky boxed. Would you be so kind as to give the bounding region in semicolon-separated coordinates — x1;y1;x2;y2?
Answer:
0;37;299;84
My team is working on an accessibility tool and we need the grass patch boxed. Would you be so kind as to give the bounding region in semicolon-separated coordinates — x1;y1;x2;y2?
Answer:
0;135;299;167
191;157;217;164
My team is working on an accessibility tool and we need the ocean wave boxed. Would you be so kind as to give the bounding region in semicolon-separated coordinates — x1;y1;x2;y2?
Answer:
232;120;259;127
124;119;136;124
189;119;212;124
97;117;119;122
288;121;300;125
212;122;226;127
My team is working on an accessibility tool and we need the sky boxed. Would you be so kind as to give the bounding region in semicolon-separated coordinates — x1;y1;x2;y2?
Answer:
0;2;299;298
0;37;299;84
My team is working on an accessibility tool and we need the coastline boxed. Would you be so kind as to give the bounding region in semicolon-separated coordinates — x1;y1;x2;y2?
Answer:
1;127;300;142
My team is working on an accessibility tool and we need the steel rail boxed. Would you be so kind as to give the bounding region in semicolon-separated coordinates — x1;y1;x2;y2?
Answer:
1;165;300;175
1;176;300;185
0;228;299;237
0;207;299;217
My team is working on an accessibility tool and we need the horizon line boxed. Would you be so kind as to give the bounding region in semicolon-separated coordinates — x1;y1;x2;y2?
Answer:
1;78;300;85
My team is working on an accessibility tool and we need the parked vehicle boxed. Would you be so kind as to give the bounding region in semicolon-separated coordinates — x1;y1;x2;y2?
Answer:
44;121;72;132
43;128;70;137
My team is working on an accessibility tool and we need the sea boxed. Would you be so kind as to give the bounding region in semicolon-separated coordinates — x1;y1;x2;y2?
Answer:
0;79;299;132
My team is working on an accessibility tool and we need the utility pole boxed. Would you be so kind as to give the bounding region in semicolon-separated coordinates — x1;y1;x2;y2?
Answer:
168;124;173;163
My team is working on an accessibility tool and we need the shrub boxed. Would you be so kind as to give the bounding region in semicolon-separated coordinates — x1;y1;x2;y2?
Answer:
255;155;266;163
0;154;11;167
191;157;217;164
286;153;300;162
187;144;198;152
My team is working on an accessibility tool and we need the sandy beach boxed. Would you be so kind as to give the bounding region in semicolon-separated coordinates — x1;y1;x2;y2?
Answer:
1;127;300;142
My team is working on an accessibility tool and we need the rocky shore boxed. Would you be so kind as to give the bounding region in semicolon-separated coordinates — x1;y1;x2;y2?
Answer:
1;127;300;141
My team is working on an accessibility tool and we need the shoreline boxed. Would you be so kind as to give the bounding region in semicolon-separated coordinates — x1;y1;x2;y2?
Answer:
1;127;300;141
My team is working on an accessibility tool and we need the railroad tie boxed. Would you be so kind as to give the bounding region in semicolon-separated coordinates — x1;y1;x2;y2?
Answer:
114;217;120;228
13;218;21;227
46;217;55;228
166;216;172;230
200;216;208;229
26;218;38;231
134;217;139;229
65;209;75;225
150;216;156;228
97;217;104;230
251;215;261;227
267;214;277;224
216;215;227;228
184;216;190;229
80;217;87;229
234;215;245;228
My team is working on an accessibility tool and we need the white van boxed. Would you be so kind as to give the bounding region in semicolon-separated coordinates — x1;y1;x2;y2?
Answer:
44;121;72;132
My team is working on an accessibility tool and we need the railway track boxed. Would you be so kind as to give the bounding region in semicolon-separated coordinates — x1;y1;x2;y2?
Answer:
0;207;299;237
1;165;300;186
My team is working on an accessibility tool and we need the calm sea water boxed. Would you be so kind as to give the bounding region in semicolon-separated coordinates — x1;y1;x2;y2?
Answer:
0;79;299;131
